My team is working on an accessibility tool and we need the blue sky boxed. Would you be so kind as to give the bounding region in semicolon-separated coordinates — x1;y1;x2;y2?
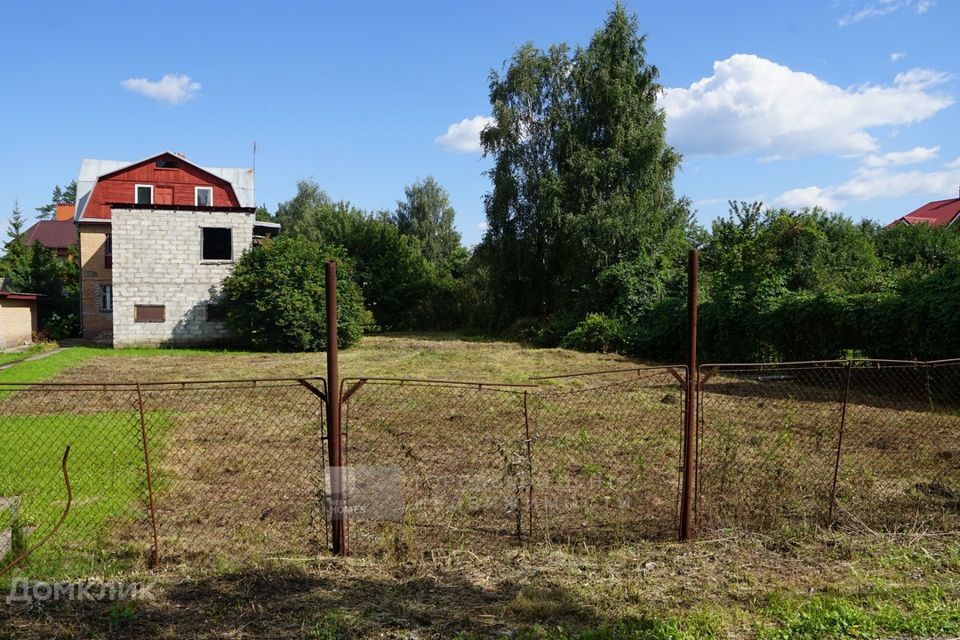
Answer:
1;0;957;245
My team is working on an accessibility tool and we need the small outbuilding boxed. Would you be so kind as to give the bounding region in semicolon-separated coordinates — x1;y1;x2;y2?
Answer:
0;290;39;349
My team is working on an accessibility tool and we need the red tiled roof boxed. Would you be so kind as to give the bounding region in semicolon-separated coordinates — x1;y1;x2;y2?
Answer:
892;198;960;227
21;220;77;250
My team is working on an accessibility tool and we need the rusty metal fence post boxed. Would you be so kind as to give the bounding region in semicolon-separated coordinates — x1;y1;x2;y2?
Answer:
135;383;160;568
679;249;699;541
326;260;347;555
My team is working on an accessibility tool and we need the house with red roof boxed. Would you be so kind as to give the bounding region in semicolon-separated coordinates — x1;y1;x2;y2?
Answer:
74;151;277;346
889;194;960;227
21;218;77;260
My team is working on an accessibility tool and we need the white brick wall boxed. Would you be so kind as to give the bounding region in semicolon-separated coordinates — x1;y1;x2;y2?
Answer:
111;208;254;347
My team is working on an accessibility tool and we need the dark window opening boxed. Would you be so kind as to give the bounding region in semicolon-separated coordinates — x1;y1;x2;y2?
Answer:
134;305;165;323
104;234;112;269
155;159;179;169
202;227;232;260
136;185;153;205
206;304;226;322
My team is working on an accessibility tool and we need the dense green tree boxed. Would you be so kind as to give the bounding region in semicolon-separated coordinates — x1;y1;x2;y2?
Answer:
35;181;77;219
272;181;443;330
221;236;366;351
875;221;960;273
394;177;466;273
480;4;689;326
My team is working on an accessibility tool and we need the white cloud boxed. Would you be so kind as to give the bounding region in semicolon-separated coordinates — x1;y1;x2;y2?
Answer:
435;115;493;153
121;73;201;105
775;164;960;210
476;221;490;231
839;0;935;27
775;186;842;211
861;145;939;167
890;52;906;62
946;156;960;169
659;54;953;157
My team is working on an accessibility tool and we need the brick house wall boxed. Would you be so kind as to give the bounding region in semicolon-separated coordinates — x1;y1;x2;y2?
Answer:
78;223;114;340
110;208;254;347
0;299;38;348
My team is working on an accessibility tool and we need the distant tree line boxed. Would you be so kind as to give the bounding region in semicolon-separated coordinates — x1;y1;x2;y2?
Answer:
240;4;960;360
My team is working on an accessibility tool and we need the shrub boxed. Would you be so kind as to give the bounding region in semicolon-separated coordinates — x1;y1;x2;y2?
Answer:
221;236;366;351
561;313;624;353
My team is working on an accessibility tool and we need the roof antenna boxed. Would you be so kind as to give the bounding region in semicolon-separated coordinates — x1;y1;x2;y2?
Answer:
252;141;257;173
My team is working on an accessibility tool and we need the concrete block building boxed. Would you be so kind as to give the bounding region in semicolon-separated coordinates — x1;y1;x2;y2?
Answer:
74;151;277;347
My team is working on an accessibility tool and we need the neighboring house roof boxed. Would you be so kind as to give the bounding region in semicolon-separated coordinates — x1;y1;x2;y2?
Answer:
0;291;39;301
890;198;960;227
75;151;255;220
21;220;77;250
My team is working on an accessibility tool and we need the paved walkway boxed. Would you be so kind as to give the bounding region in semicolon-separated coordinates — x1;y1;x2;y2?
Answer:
0;346;65;371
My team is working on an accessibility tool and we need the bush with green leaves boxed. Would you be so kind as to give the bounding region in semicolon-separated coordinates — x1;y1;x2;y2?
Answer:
221;236;366;351
561;313;624;353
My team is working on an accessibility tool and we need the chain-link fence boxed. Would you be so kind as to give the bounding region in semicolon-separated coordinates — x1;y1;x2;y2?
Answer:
528;368;686;545
697;359;960;535
339;378;531;558
0;378;326;580
338;369;686;556
2;360;958;577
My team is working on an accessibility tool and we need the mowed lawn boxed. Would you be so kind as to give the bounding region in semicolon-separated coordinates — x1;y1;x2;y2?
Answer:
0;336;958;639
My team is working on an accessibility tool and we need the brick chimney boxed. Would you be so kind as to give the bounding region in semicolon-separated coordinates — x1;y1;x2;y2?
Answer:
55;203;75;221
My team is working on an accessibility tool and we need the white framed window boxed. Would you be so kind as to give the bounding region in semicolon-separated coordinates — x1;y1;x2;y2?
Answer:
98;284;113;312
135;184;153;205
201;227;233;261
195;186;213;207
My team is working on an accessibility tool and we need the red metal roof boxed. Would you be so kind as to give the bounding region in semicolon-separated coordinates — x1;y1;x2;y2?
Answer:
21;220;77;250
891;198;960;227
0;291;39;301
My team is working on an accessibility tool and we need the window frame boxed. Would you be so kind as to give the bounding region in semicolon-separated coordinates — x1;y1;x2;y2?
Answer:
135;184;154;205
98;284;113;312
195;186;214;208
200;226;233;262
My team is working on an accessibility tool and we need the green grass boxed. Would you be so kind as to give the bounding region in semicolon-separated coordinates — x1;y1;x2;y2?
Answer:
0;409;173;578
0;345;245;385
0;343;56;368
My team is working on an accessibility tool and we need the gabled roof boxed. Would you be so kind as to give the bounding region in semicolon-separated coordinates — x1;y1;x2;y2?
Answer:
21;220;77;250
891;198;960;227
75;151;255;220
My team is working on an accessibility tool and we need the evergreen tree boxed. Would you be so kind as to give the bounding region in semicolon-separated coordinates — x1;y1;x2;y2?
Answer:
35;180;77;219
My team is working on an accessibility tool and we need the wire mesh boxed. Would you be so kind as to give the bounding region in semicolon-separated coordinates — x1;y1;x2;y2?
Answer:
529;368;686;544
697;359;960;536
0;378;327;580
138;379;327;566
0;383;151;579
834;361;960;532
2;358;957;576
340;379;530;558
697;363;848;533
